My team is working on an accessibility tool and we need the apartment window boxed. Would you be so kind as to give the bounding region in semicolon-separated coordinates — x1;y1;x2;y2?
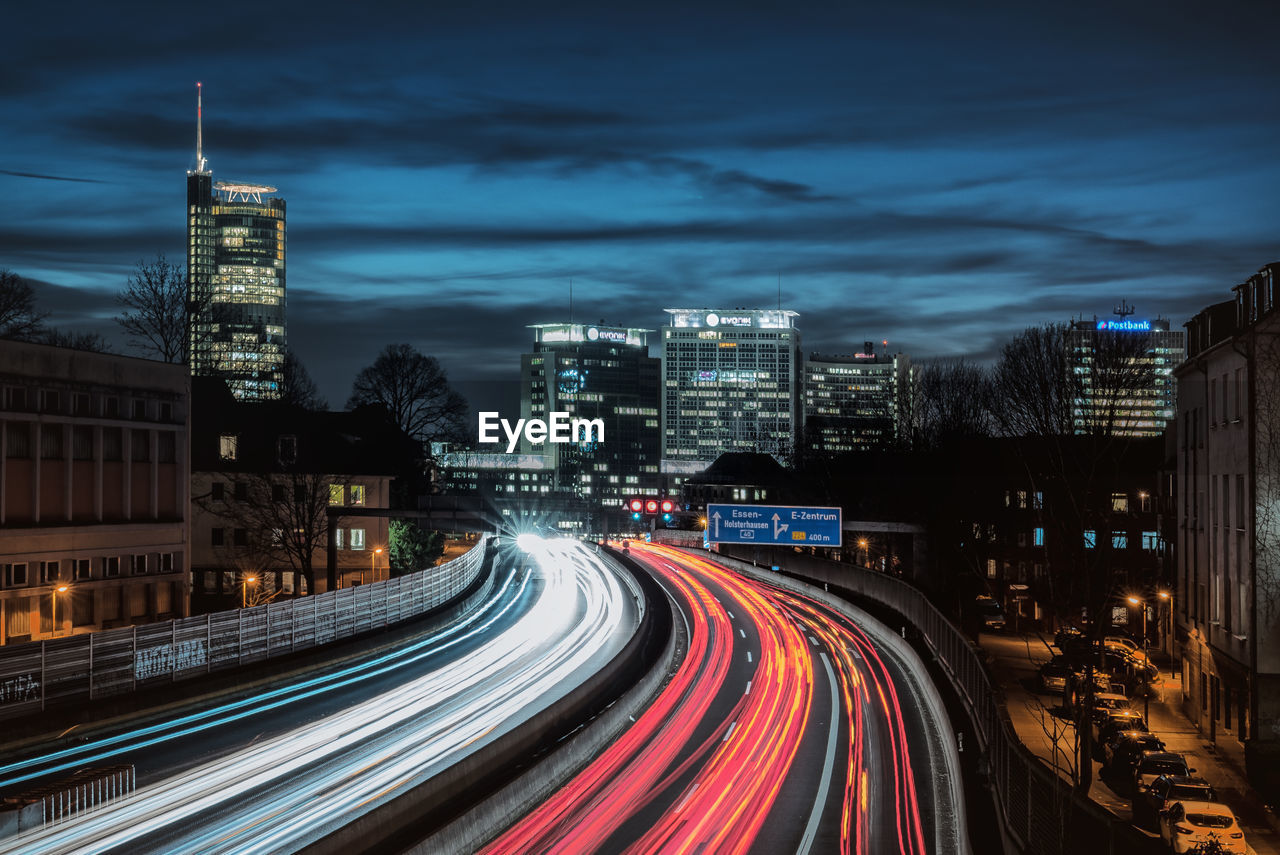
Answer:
74;559;91;581
211;528;225;547
1111;492;1129;513
41;390;61;413
211;482;225;502
160;553;175;574
3;563;28;587
233;528;248;547
102;428;122;461
158;432;176;463
1112;531;1128;550
1017;490;1027;509
40;561;59;583
40;424;63;459
132;399;148;420
130;430;150;462
72;393;91;416
219;435;238;461
350;485;366;506
3;387;28;410
334;528;344;549
233;481;248;501
349;528;366;550
1235;368;1244;421
103;396;119;418
1142;531;1160;551
1032;491;1043;510
72;425;93;460
159;401;173;422
1084;530;1096;549
329;484;345;505
102;556;120;577
5;423;31;458
1033;527;1045;547
131;554;148;575
987;559;997;579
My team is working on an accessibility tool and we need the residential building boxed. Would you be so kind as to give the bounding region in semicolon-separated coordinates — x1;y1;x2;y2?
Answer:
803;343;912;454
186;83;286;401
1068;309;1183;437
518;322;661;506
661;308;801;467
0;340;190;644
189;380;415;605
1175;262;1280;796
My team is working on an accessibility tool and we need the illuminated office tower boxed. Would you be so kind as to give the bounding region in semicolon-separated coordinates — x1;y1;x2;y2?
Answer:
1067;306;1184;437
519;323;661;504
661;308;801;466
803;344;912;453
186;83;286;401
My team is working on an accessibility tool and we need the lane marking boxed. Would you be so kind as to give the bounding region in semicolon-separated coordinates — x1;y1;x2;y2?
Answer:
746;651;753;664
739;628;747;639
798;651;842;855
745;681;752;695
809;636;819;647
727;610;735;620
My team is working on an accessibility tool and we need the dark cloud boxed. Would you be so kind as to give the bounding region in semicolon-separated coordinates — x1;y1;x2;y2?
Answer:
0;169;106;183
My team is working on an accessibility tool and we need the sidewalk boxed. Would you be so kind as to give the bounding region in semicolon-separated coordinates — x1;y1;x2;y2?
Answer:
980;631;1280;855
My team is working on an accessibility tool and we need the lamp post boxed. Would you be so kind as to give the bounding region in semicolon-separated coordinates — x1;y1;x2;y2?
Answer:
1158;590;1173;682
1128;594;1149;720
858;538;869;568
242;575;257;609
371;547;383;584
52;584;68;637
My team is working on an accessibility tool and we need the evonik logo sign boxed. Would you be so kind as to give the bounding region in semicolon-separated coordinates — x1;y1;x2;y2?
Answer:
478;411;605;453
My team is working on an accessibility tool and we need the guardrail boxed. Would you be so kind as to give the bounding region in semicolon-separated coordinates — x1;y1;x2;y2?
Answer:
0;538;490;722
716;544;1151;855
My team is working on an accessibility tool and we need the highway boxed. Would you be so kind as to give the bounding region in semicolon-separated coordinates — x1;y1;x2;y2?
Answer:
0;537;641;855
488;542;958;854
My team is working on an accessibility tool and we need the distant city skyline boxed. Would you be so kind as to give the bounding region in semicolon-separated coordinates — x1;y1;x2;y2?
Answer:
3;1;1278;414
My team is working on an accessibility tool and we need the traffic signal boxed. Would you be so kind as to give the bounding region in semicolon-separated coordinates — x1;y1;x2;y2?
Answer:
623;496;679;517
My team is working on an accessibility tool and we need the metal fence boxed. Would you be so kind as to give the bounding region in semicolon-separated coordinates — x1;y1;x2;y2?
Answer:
0;538;490;722
716;545;1151;855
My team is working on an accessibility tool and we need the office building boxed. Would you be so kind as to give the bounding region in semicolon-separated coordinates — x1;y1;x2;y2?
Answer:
661;308;801;467
1175;262;1280;796
0;340;190;644
803;344;912;454
186;83;287;401
1067;308;1183;437
518;322;661;506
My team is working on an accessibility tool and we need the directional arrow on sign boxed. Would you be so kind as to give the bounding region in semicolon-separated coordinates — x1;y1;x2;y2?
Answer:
772;513;788;538
711;511;722;538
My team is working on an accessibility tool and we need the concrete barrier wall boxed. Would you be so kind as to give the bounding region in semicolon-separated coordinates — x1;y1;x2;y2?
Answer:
0;539;490;721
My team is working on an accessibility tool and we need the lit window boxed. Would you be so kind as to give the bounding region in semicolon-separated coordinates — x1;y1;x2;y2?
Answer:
329;484;345;505
1111;492;1129;513
1142;531;1160;550
350;485;366;506
219;435;238;461
1033;527;1044;547
334;529;344;549
350;528;365;550
1112;531;1128;549
1084;530;1096;549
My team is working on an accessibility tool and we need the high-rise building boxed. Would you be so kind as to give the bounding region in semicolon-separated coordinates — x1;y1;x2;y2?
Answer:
661;308;801;467
186;83;287;401
803;343;912;454
1067;309;1183;437
519;322;661;505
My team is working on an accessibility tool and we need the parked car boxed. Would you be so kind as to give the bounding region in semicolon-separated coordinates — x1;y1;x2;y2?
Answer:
1105;635;1150;661
975;596;1006;631
1103;730;1165;771
1158;800;1246;853
1055;625;1087;649
1088;693;1132;734
1039;659;1072;694
1132;751;1194;792
1132;776;1216;830
1096;710;1148;747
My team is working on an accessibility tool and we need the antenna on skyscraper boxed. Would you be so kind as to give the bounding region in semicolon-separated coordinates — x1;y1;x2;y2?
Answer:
195;82;208;174
1114;299;1135;319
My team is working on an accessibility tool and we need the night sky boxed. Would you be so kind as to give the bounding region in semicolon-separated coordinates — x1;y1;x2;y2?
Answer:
4;1;1278;414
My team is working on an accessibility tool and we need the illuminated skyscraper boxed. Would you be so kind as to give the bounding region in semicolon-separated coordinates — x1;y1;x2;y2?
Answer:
1067;307;1183;437
661;308;801;466
803;343;912;454
186;83;286;401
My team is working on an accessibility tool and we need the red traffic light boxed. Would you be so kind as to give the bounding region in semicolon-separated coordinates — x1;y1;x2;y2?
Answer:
661;499;674;513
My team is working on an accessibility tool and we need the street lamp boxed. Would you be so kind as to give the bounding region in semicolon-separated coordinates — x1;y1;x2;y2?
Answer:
242;575;257;609
371;547;383;584
858;538;869;568
1128;594;1150;720
1158;590;1173;681
52;584;69;637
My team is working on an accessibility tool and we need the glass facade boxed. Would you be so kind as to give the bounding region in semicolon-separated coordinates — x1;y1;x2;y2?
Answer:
803;348;912;453
1067;317;1184;437
187;172;286;401
661;309;801;465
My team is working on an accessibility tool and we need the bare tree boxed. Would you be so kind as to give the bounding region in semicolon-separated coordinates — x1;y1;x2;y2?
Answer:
41;328;114;353
347;344;469;448
910;357;994;449
280;349;327;410
0;269;48;341
115;254;188;362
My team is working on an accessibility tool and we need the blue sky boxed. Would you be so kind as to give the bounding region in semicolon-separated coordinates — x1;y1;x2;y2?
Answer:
3;0;1278;412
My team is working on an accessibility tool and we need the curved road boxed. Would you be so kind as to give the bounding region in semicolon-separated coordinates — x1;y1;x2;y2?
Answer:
0;537;641;855
489;542;959;854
